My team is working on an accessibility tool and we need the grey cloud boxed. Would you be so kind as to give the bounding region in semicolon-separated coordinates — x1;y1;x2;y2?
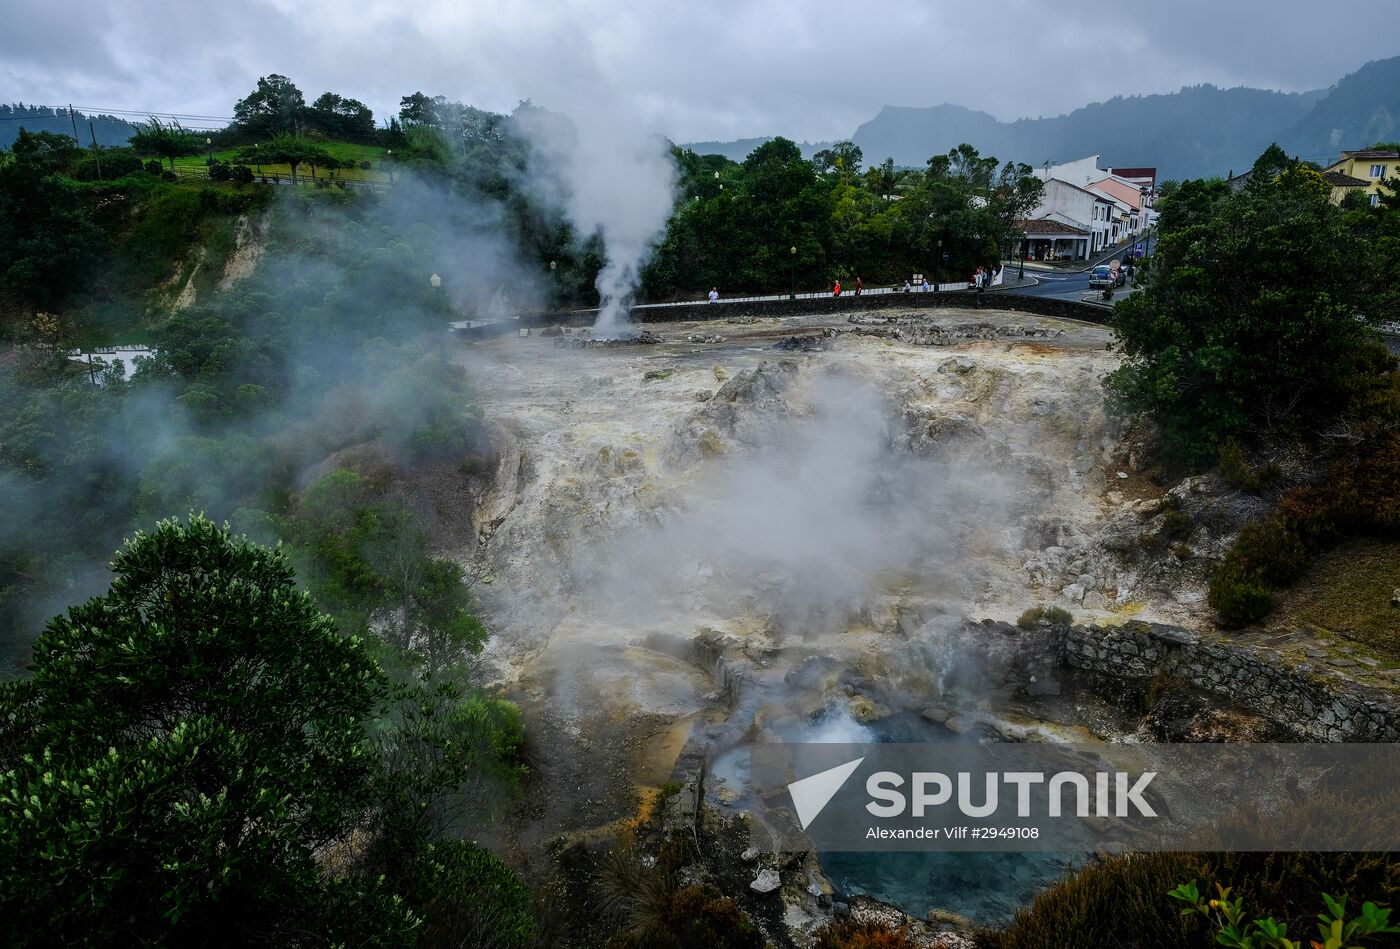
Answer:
3;0;1398;142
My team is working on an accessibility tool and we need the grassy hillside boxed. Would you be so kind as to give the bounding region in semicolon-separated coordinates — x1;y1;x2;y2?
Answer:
172;141;392;183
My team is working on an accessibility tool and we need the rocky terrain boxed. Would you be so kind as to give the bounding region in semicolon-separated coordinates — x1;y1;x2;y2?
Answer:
452;304;1324;940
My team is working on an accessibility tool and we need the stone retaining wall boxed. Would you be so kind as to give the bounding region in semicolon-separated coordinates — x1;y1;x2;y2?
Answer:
454;291;1110;340
1058;621;1400;741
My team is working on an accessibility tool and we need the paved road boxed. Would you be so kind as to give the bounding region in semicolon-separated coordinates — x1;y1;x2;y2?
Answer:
1004;234;1156;302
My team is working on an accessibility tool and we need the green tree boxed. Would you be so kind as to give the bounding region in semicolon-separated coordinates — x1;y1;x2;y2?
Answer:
1108;160;1381;460
0;131;102;310
0;516;397;942
232;74;306;137
237;134;339;182
0;515;530;946
128;116;202;171
306;92;375;141
812;140;864;183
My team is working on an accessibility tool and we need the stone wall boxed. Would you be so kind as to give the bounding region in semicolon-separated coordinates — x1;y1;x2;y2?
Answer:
1059;621;1400;741
454;290;1111;340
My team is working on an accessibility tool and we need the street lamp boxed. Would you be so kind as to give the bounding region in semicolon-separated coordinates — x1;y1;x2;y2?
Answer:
430;273;442;289
1018;237;1027;280
385;149;394;185
205;137;213;164
935;239;943;292
789;245;797;300
549;260;557;307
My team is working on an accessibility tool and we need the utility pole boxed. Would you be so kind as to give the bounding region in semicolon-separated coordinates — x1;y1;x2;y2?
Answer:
68;104;81;146
88;121;103;180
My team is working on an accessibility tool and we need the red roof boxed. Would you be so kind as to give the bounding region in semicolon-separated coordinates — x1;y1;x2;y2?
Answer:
1016;218;1088;236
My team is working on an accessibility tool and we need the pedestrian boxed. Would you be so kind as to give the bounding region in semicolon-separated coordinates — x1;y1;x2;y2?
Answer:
832;279;842;297
854;276;863;296
707;287;719;304
902;279;912;293
921;278;930;293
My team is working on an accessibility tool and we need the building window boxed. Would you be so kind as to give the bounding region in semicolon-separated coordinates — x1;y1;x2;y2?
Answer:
1369;164;1388;178
1372;193;1381;208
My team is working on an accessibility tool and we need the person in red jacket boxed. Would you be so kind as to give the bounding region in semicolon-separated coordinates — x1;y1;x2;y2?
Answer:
833;279;842;297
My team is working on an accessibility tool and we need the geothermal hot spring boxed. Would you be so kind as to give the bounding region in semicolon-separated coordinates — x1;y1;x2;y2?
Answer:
458;305;1192;923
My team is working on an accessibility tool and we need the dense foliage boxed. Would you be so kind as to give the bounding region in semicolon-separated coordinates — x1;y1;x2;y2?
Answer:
647;139;1042;296
0;516;527;946
1107;145;1400;629
1108;162;1383;461
980;847;1400;949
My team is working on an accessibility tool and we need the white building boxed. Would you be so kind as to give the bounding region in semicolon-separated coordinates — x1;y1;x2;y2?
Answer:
1019;177;1116;260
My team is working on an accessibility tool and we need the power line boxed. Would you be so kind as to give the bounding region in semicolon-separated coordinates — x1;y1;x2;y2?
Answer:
73;107;235;121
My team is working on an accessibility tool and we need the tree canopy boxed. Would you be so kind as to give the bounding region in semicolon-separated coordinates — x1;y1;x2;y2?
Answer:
1109;151;1384;461
0;516;529;946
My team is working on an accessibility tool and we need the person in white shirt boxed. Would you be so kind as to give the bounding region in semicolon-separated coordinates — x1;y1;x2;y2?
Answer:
707;287;719;303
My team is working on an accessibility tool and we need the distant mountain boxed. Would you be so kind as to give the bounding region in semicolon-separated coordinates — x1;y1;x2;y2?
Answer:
684;55;1400;180
0;104;140;149
1276;57;1400;163
854;84;1325;180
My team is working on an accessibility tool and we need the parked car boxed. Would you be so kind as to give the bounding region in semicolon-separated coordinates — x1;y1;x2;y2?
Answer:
1088;263;1127;288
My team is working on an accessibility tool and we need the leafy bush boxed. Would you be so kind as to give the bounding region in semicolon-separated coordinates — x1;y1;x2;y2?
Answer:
1208;559;1276;628
1017;605;1074;629
1232;516;1310;586
982;848;1400;949
1219;439;1280;494
415;840;536;949
1170;881;1399;949
1207;516;1310;627
813;918;920;949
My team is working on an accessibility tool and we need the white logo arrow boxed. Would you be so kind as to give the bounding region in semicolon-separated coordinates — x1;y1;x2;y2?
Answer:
788;757;865;830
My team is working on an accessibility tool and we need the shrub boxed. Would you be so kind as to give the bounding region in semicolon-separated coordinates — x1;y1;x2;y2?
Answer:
979;853;1201;949
416;841;536;949
144;159;164;175
982;848;1400;949
229;164;255;184
605;884;763;949
1208;560;1275;628
1218;439;1280;494
1160;508;1194;541
1231;516;1309;586
1017;605;1074;629
812;918;920;949
360;160;373;170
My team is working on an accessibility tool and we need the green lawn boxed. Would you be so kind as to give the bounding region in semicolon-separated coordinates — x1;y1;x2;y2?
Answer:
172;141;392;183
1275;538;1400;663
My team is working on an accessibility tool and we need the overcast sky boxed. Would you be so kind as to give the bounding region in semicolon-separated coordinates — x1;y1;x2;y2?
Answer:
4;0;1398;143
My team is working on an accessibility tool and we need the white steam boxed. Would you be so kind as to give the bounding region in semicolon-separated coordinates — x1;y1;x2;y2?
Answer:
515;104;677;336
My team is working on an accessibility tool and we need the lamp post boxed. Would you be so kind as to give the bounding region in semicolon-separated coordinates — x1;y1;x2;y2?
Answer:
549;260;557;308
205;137;213;164
385;149;393;185
935;239;943;293
1018;237;1026;280
789;245;797;300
